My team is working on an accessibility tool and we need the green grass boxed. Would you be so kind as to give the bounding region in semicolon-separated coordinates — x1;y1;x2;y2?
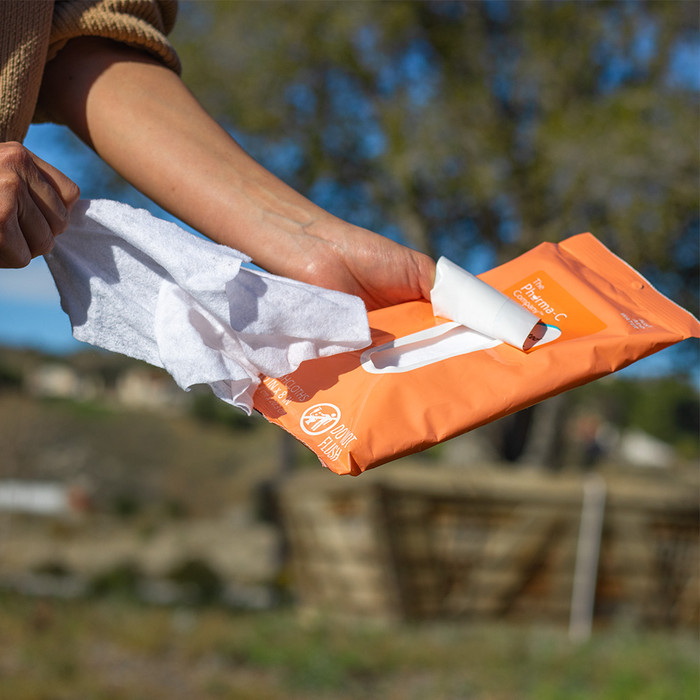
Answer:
0;593;696;700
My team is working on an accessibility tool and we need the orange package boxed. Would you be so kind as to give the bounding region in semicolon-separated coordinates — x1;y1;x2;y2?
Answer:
253;233;700;475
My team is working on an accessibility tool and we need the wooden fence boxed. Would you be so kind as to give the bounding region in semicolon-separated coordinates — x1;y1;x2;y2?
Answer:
279;466;699;628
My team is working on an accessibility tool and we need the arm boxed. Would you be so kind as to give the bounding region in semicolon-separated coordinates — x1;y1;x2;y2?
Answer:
38;38;435;310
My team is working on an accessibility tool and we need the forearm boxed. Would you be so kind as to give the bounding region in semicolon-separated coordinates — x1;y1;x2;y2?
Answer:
39;37;434;308
39;38;334;275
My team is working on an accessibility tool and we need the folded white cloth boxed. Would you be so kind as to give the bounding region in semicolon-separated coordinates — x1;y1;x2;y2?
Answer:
45;199;371;412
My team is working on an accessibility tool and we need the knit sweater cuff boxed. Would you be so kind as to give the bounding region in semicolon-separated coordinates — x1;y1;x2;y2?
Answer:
33;0;180;125
48;0;181;71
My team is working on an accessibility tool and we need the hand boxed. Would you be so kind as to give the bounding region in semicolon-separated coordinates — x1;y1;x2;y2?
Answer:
0;142;80;268
275;218;436;311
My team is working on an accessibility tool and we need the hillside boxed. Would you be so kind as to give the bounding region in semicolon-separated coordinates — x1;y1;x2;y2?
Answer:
0;346;312;518
1;393;286;515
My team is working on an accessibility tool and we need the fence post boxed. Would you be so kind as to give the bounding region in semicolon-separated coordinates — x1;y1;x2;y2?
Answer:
569;473;607;642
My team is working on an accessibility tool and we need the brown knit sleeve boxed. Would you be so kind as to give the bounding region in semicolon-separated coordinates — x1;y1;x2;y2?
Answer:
48;0;181;73
0;0;54;141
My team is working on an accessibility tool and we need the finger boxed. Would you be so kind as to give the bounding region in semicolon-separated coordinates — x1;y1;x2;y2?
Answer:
25;153;80;237
16;189;56;257
24;171;71;238
413;250;437;300
29;152;80;211
0;209;32;268
26;179;69;238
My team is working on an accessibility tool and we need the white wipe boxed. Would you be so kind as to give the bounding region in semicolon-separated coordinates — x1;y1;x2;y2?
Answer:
430;256;540;350
46;200;371;413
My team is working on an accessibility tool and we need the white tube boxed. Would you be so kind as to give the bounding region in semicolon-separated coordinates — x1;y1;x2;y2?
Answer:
430;257;541;350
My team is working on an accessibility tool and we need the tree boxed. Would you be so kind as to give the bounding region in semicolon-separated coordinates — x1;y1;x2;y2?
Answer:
167;1;698;466
173;0;698;321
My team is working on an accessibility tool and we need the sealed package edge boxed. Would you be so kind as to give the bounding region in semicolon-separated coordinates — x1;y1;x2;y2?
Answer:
252;233;700;475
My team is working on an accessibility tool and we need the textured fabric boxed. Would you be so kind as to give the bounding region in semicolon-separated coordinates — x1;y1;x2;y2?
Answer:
0;1;54;141
0;0;180;142
47;0;180;70
45;200;372;413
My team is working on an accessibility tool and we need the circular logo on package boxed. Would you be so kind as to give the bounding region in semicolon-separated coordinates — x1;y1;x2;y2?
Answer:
300;403;341;436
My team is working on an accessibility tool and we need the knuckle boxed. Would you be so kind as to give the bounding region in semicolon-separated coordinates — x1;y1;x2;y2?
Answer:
0;170;22;195
0;141;30;169
65;180;81;205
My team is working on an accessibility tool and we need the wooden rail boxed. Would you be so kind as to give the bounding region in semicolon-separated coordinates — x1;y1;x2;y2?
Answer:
279;466;699;627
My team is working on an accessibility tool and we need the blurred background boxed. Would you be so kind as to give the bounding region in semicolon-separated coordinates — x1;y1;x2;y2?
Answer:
0;1;698;698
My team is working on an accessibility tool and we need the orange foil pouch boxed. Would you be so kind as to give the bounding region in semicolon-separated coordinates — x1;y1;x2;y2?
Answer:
253;233;700;475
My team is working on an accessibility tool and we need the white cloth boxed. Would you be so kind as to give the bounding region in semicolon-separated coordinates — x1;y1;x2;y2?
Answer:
45;199;371;413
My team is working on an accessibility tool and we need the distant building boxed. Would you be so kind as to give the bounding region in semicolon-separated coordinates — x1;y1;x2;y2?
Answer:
25;360;185;413
26;363;102;401
617;429;676;469
0;480;91;516
115;367;185;411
